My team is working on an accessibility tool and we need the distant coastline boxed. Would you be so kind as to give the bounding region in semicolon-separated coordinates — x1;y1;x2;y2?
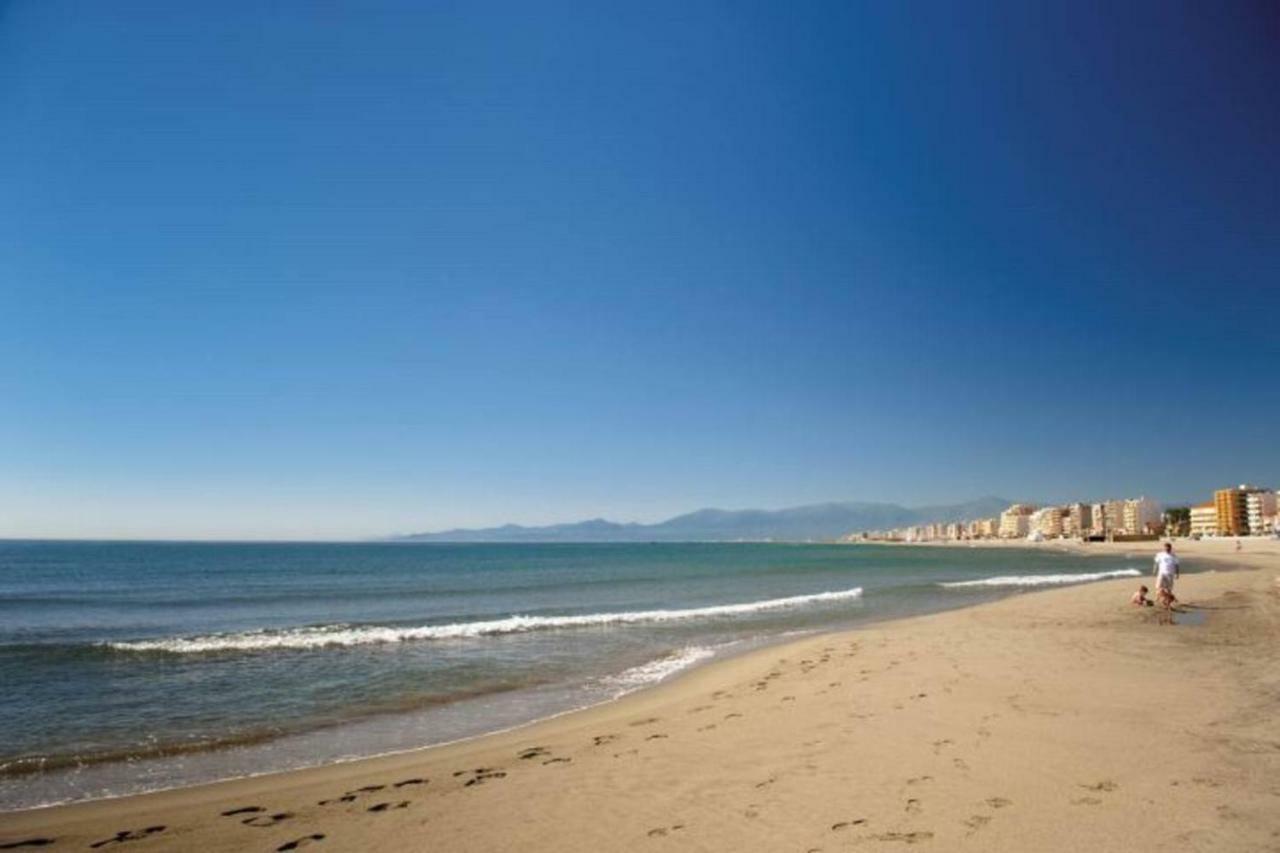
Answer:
392;497;1013;543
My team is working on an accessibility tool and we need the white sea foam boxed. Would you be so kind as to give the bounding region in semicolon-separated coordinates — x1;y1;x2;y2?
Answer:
938;568;1141;589
602;645;722;693
105;587;865;654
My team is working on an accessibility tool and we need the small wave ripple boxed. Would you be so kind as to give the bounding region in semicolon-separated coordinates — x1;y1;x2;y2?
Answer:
938;569;1141;589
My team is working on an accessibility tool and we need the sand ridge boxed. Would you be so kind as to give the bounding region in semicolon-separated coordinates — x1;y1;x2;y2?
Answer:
2;548;1278;852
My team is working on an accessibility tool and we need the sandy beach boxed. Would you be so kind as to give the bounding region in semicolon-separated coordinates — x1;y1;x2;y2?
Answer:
3;541;1278;852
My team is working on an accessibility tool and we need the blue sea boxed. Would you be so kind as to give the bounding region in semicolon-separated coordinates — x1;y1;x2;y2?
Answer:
0;540;1146;811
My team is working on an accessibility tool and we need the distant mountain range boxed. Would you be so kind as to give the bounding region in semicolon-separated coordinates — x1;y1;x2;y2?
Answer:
392;497;1012;543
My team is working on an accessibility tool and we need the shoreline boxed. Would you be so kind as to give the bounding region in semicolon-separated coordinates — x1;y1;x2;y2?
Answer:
0;545;1139;814
3;544;1278;851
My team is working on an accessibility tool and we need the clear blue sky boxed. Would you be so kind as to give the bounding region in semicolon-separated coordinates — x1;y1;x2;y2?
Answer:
3;1;1277;540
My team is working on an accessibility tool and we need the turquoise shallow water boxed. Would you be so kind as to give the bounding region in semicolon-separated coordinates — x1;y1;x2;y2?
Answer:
0;540;1148;810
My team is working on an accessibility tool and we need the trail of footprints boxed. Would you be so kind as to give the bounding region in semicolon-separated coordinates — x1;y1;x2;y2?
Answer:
1;647;1107;853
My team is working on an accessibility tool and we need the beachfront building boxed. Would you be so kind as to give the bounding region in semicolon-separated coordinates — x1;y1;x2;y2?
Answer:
1064;502;1092;538
1215;485;1265;537
1103;500;1127;534
1089;502;1107;536
1246;491;1276;535
1030;507;1063;538
1122;497;1161;536
999;504;1036;539
1190;502;1219;537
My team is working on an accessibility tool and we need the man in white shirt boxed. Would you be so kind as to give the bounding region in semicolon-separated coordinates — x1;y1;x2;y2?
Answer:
1153;542;1180;607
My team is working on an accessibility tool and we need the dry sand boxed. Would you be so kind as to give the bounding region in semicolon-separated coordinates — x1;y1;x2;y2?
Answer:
3;543;1278;852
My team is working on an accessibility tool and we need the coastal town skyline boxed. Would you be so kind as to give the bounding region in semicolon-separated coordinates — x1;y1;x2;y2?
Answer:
854;483;1280;544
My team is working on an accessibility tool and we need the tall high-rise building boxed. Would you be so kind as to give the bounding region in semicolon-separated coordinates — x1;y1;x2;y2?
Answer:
1215;485;1264;536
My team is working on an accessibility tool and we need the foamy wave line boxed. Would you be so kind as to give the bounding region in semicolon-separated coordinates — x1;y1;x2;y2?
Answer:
602;645;723;693
105;587;865;654
938;569;1141;589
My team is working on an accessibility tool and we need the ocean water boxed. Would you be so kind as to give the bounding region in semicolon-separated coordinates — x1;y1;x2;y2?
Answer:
0;540;1147;811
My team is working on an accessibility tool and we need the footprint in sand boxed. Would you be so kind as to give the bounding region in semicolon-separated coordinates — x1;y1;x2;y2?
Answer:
1173;777;1221;788
394;778;426;788
543;757;572;765
905;798;922;814
724;712;743;720
963;814;992;832
353;784;385;793
367;801;410;813
1079;781;1118;793
985;797;1012;809
318;795;357;806
646;824;685;838
454;768;507;787
931;739;953;753
0;841;55;850
277;835;325;852
220;806;264;817
242;812;293;827
1071;797;1103;806
518;747;550;760
830;819;867;831
645;733;668;741
688;705;713;714
593;734;619;746
871;831;934;844
89;827;166;848
628;717;661;727
906;776;932;786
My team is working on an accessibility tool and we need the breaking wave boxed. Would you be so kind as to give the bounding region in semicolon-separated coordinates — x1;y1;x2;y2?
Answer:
938;569;1141;589
601;645;724;693
105;587;864;654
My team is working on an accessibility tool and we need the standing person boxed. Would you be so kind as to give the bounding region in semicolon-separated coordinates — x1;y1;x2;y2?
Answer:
1153;542;1180;608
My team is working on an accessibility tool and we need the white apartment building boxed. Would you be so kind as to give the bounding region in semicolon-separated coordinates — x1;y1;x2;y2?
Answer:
999;504;1036;539
1064;502;1092;538
1104;500;1127;534
1246;491;1277;535
1123;497;1161;536
1089;502;1107;536
1030;507;1063;538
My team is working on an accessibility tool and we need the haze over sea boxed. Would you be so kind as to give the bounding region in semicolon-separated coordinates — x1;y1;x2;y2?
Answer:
0;539;1145;811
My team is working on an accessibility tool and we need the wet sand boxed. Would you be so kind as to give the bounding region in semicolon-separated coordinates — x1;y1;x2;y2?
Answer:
2;546;1278;852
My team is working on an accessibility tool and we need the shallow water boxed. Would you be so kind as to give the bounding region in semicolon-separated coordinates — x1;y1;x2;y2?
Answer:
0;540;1148;810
